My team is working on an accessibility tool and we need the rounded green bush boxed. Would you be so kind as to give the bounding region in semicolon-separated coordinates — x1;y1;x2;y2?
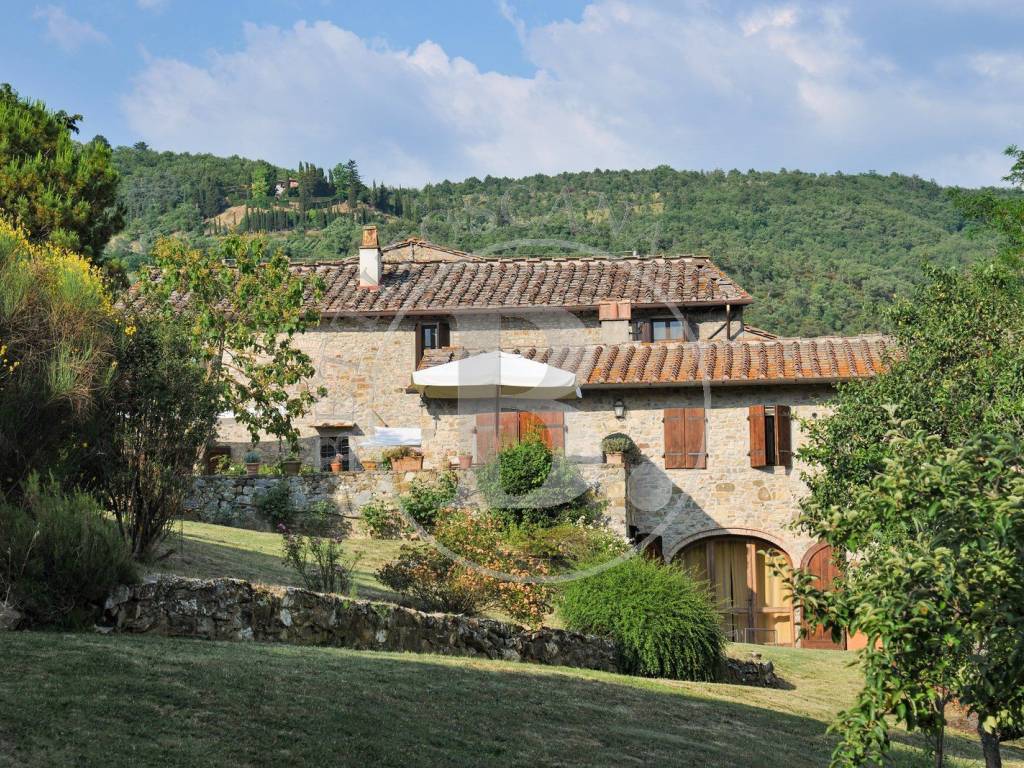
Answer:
559;556;725;681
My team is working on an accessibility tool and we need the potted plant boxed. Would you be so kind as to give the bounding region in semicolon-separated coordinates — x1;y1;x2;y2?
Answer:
601;433;638;465
281;452;302;476
359;446;382;472
383;446;423;472
330;452;345;473
457;453;473;470
244;449;262;476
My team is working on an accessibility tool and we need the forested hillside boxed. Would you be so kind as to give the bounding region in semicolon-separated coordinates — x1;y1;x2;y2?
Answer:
106;146;1005;337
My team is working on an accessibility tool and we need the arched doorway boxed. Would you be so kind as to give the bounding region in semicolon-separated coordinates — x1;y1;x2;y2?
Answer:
800;542;849;650
676;534;794;646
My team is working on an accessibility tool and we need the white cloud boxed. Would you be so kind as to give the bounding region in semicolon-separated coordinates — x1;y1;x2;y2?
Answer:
120;2;1024;186
137;0;169;10
33;5;107;52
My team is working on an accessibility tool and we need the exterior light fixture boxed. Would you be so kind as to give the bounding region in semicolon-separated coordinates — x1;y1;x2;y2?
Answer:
613;398;626;419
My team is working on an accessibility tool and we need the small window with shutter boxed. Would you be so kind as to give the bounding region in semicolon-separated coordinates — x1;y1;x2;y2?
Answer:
664;407;706;469
414;319;451;364
748;404;792;468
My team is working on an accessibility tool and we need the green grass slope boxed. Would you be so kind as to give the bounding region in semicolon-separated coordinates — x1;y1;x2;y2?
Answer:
2;632;1020;768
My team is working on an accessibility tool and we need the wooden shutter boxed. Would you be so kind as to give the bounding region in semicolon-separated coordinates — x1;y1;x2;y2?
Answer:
474;412;500;464
414;321;424;365
775;405;792;468
527;411;565;452
499;411;519;449
438;320;451;348
641;320;653;343
748;405;767;467
683;407;707;468
664;408;687;468
665;407;705;469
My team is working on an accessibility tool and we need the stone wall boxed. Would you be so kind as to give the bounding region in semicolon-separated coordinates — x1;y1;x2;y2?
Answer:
103;576;618;672
187;464;628;534
101;576;781;686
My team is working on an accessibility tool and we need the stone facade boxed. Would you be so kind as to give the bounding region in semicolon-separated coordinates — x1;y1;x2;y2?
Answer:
187;464;629;535
103;576;619;672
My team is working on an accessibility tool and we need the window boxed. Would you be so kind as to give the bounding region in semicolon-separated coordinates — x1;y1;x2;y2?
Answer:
630;317;694;342
415;319;450;363
319;435;350;472
748;405;792;468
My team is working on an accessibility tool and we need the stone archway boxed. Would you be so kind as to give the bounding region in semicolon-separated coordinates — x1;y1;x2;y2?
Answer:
671;528;796;646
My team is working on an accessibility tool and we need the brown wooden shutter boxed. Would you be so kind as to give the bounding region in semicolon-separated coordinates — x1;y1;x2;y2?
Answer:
683;407;707;468
499;411;519;450
775;405;792;468
531;411;565;452
474;412;497;464
664;408;687;468
414;321;424;365
641;320;653;343
748;405;767;467
438;320;451;348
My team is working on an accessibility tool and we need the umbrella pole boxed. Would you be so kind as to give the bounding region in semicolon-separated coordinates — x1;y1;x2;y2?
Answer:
494;350;500;449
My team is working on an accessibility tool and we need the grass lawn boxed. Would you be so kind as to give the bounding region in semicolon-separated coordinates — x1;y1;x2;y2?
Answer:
3;632;1021;768
149;519;407;603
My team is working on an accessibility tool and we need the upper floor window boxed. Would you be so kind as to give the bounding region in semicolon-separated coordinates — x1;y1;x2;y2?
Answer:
415;319;451;363
748;405;792;468
630;317;695;342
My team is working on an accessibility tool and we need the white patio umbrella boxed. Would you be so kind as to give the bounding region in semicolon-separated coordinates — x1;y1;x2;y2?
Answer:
411;351;581;400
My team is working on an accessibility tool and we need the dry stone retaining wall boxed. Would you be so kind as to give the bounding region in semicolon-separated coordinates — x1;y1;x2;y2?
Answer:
103;576;619;672
101;576;781;686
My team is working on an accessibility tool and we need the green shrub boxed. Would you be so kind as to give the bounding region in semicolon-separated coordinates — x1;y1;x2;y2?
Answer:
361;496;405;539
255;481;295;529
377;509;555;626
280;528;357;594
0;476;137;627
560;556;725;681
507;522;630;572
601;433;639;461
298;499;344;537
376;545;486;616
398;471;457;528
244;450;261;464
477;437;604;527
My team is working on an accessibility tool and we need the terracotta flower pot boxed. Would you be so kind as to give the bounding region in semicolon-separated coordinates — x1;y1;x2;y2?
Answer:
282;459;301;476
604;451;625;465
362;460;378;471
246;462;261;476
330;460;343;473
391;455;423;472
458;454;473;470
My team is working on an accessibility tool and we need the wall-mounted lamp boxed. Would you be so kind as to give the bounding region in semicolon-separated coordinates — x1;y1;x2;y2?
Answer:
613;398;626;420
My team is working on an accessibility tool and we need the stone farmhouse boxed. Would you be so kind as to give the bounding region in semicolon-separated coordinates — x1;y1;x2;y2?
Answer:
213;225;891;649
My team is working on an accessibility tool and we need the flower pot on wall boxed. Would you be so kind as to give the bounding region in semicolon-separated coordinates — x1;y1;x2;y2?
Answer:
604;452;625;465
458;454;473;470
245;462;261;477
282;459;302;476
391;455;423;472
362;460;378;472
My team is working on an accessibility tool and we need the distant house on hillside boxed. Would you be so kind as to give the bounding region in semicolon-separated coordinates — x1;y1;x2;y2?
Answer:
273;179;299;197
212;225;891;650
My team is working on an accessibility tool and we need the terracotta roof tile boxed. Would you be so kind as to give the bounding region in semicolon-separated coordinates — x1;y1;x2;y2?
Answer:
418;335;893;387
288;254;751;315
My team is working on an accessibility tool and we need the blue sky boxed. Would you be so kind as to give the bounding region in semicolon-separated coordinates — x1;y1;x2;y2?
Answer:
4;1;1024;186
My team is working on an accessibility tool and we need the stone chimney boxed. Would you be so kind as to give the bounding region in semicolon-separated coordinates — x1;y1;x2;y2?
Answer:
358;225;382;290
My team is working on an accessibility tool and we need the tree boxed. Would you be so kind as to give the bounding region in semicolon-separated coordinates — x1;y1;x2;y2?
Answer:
0;83;123;261
139;235;326;449
84;315;221;559
792;148;1024;767
0;219;116;493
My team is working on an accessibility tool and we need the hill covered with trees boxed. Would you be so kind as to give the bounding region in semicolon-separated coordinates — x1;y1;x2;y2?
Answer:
106;146;1006;337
